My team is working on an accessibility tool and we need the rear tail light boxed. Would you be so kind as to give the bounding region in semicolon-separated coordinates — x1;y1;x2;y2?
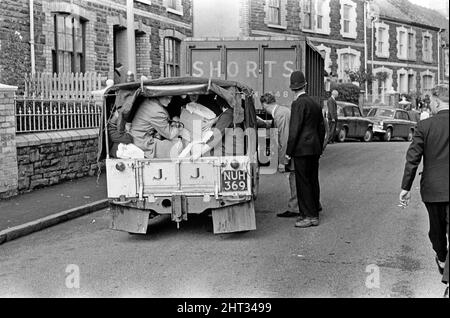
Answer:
230;160;240;170
115;162;126;172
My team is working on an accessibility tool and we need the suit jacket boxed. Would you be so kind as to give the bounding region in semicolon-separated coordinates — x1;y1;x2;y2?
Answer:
272;105;291;165
287;94;326;157
401;109;449;202
130;98;179;154
327;97;337;120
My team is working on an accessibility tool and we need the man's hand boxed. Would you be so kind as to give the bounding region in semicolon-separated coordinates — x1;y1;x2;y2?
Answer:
278;164;286;173
399;190;411;208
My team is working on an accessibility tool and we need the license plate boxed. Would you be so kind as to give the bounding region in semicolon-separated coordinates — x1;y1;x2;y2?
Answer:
221;170;248;192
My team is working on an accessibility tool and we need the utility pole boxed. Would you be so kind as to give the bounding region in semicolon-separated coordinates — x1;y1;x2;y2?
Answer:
126;0;136;78
364;0;368;100
30;0;35;76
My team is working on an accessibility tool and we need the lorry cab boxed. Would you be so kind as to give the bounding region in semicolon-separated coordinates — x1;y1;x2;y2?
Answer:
97;77;261;235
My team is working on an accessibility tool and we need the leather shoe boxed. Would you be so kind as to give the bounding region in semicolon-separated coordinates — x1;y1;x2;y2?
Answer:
295;217;319;228
277;211;300;218
436;256;445;275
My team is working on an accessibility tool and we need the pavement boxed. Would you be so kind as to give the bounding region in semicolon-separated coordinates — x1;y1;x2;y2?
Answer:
0;172;108;242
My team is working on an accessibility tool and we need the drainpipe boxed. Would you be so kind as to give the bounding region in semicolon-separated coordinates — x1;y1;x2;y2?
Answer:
364;0;368;100
126;0;136;78
29;0;35;76
438;28;443;84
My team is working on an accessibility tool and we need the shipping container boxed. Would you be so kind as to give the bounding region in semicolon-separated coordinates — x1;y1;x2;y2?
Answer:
181;37;325;109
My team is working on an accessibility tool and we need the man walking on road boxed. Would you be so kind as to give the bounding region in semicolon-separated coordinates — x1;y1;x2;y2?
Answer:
399;86;449;297
286;71;326;228
260;93;299;218
327;90;338;144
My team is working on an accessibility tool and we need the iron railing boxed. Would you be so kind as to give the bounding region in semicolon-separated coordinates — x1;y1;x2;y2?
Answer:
14;96;102;133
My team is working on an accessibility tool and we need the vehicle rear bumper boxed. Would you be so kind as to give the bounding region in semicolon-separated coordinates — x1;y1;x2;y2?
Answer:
109;194;252;213
109;195;254;234
372;126;386;134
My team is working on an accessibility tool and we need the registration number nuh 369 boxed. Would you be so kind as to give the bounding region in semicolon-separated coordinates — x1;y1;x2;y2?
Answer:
221;170;248;192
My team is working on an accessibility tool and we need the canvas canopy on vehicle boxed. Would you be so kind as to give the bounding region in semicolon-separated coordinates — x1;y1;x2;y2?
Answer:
97;77;257;162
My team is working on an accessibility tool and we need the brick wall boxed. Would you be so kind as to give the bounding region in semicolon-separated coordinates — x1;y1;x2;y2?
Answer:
0;0;193;81
15;129;100;193
366;18;439;93
0;84;19;199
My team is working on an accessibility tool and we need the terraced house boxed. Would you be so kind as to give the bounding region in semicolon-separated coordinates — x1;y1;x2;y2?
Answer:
193;0;448;99
0;0;193;197
0;0;193;86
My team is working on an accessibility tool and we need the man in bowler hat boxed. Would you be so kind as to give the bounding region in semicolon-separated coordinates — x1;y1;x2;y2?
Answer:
286;71;326;227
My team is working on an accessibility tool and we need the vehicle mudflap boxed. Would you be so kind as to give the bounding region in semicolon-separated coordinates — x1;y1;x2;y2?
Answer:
211;200;256;234
110;204;150;234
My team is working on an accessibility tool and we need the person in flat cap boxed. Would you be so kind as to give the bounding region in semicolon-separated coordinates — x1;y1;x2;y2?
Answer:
286;70;326;228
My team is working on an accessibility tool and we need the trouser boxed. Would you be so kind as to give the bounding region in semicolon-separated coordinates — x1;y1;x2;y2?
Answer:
328;119;336;143
443;252;449;284
287;172;299;213
424;202;449;265
293;156;321;218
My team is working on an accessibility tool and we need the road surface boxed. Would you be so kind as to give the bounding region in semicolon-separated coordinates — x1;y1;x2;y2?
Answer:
0;141;445;297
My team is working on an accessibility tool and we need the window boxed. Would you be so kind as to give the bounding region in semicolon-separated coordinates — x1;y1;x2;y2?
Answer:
407;32;415;60
340;0;356;38
375;22;390;58
337;106;344;117
167;0;177;9
337;47;361;80
423;35;432;62
164;0;183;15
408;74;415;92
352;107;361;117
302;0;312;30
268;0;281;25
423;75;433;90
398;31;406;58
343;4;351;34
378;27;385;55
164;37;180;77
395;111;409;121
399;73;407;93
316;0;324;29
52;14;85;73
343;107;353;117
340;53;356;79
445;50;449;77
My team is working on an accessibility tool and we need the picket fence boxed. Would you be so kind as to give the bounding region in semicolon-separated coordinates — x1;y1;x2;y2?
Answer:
24;72;105;99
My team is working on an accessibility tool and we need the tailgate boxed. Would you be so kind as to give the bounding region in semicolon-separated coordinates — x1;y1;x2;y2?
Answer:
106;156;252;198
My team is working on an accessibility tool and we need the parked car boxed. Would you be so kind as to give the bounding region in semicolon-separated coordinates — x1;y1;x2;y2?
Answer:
334;102;374;142
362;106;374;117
366;106;417;141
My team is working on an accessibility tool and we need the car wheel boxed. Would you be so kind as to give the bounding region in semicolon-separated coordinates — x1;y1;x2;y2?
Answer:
406;129;414;142
338;127;347;142
384;128;392;142
362;129;373;142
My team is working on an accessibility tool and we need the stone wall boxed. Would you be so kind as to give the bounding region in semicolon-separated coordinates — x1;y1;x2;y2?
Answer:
15;129;100;193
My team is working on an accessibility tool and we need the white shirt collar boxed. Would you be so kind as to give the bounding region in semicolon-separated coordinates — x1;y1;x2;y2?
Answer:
271;105;278;117
295;91;306;100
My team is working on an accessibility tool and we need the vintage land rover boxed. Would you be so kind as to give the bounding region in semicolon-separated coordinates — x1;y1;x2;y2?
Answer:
97;77;269;235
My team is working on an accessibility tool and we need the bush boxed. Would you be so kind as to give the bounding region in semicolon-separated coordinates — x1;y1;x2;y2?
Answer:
326;83;361;104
